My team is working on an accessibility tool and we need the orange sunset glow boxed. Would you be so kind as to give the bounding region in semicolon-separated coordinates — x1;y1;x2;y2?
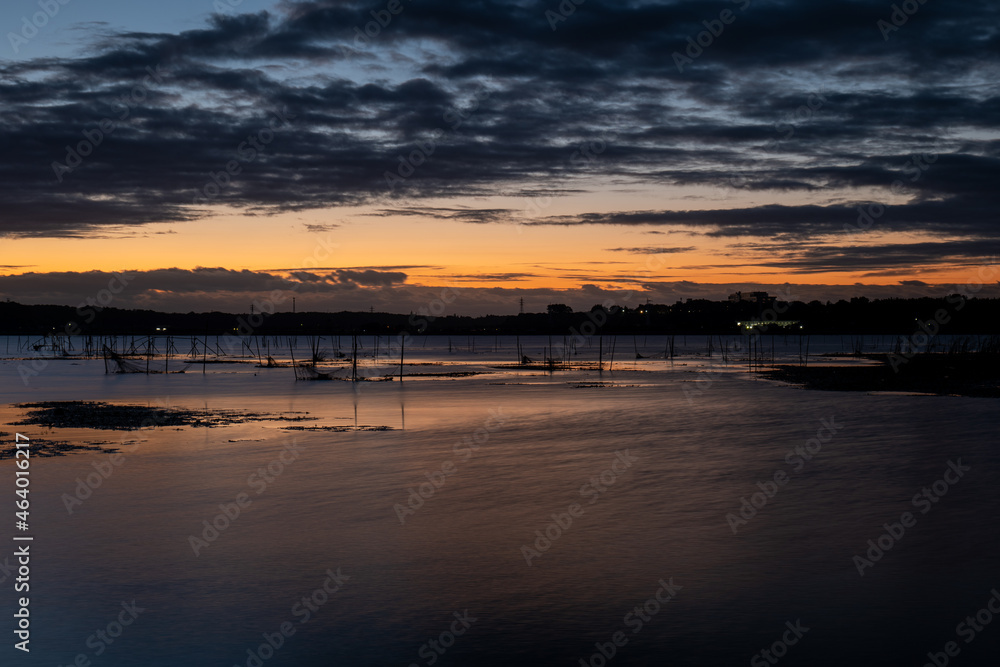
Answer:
1;0;997;314
2;2;1000;666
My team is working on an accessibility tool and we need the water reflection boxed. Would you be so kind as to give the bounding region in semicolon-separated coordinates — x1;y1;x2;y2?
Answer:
0;339;997;666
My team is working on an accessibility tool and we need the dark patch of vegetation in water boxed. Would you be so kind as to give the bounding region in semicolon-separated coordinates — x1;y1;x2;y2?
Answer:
763;353;1000;397
9;401;319;430
1;437;122;459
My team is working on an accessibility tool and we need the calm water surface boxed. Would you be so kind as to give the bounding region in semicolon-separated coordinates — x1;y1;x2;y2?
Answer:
0;336;997;666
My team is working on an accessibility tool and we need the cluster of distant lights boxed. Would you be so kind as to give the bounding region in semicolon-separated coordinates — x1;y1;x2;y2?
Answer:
737;321;804;330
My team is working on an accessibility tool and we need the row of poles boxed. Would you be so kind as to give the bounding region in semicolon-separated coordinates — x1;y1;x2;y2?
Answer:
3;333;864;376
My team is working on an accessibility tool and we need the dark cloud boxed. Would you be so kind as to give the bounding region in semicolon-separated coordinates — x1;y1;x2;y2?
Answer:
332;269;407;286
449;273;538;282
716;240;1000;274
0;0;996;292
607;247;696;254
0;267;407;304
3;268;997;314
371;207;516;224
525;194;1000;241
267;265;437;272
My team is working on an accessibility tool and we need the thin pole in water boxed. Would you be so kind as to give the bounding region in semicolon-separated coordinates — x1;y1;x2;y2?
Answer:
352;334;358;382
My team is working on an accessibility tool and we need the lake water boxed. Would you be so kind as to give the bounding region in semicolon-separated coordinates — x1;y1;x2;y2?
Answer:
1;336;998;666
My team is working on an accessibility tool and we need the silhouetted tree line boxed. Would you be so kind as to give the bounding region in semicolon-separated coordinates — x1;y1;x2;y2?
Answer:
0;296;996;337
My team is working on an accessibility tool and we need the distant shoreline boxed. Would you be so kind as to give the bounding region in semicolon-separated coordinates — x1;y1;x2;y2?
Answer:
1;297;998;337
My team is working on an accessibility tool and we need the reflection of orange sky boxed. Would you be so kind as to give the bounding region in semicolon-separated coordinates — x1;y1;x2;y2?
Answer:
2;200;984;289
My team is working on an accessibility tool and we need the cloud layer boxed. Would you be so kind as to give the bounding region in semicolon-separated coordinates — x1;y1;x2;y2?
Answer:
2;266;997;315
0;0;997;246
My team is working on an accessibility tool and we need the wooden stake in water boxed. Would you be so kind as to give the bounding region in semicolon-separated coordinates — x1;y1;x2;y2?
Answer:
352;334;358;382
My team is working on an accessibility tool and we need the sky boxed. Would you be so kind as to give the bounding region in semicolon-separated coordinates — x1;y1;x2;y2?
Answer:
1;0;999;314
